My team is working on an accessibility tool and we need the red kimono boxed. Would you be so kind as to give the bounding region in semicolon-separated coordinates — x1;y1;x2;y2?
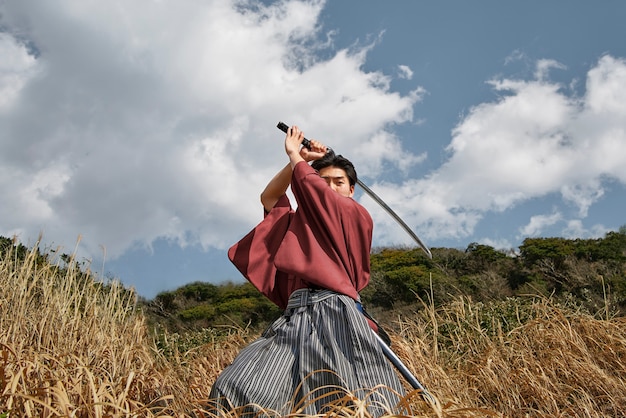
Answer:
228;160;373;308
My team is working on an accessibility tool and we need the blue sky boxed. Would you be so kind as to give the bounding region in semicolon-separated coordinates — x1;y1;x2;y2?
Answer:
1;1;625;299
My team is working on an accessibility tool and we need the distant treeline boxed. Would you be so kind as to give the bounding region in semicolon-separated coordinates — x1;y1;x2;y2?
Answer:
140;227;626;333
365;228;626;311
3;227;625;335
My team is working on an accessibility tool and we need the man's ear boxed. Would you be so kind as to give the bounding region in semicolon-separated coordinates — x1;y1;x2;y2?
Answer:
349;184;355;198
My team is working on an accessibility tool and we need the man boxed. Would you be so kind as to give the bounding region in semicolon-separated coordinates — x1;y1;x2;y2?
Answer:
208;125;406;416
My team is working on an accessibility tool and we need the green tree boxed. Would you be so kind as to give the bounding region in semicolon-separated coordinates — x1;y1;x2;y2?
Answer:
465;242;508;273
519;237;574;268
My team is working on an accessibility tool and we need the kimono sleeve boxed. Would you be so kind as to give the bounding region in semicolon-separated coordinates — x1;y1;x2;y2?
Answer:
227;194;294;309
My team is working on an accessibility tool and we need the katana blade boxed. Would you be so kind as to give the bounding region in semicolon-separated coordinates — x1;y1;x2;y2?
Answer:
373;332;440;407
356;179;432;259
277;121;432;259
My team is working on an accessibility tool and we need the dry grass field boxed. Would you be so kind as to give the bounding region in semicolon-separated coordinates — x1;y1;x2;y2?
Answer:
1;241;625;417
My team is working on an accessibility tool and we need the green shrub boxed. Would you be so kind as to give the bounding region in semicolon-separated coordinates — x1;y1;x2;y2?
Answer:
179;304;216;321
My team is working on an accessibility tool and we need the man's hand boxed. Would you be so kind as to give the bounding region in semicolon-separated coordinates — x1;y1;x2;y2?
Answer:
284;125;304;158
301;139;327;162
285;125;327;167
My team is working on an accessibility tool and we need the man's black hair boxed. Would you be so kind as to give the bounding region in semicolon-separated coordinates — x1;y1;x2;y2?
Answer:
311;150;357;187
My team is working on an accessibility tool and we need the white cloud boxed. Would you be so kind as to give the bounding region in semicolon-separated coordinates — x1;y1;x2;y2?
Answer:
560;181;604;217
561;219;609;240
368;56;626;246
534;59;566;80
504;49;526;66
397;64;413;80
0;0;423;260
0;33;39;110
519;211;563;237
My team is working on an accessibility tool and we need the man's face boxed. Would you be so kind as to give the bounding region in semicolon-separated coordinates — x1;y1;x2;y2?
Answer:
319;166;355;198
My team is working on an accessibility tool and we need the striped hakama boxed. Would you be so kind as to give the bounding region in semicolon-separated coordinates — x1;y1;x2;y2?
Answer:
210;162;408;416
208;289;406;416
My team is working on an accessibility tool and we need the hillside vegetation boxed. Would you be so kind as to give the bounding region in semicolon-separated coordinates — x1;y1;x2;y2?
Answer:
145;228;626;334
1;230;625;417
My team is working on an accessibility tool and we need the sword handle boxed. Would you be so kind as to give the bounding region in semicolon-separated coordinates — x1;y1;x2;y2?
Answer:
277;121;312;149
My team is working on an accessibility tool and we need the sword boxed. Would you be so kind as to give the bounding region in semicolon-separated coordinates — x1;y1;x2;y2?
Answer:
277;121;432;259
356;302;440;408
374;332;440;409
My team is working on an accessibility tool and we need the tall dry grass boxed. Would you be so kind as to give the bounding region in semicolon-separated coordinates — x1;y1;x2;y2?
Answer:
0;239;184;416
393;296;626;417
1;240;625;417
